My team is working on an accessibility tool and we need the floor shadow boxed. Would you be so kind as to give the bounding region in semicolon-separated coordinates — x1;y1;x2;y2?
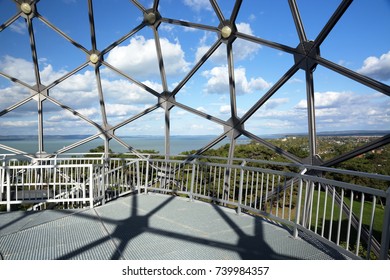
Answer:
57;193;177;260
210;204;298;260
1;193;347;260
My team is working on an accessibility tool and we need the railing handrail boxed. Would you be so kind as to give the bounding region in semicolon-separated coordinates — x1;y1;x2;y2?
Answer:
5;152;388;181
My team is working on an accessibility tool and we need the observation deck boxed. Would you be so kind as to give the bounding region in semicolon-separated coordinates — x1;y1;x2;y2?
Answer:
0;154;389;260
1;0;390;261
0;192;347;260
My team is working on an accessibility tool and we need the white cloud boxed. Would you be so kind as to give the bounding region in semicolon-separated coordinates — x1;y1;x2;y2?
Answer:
50;70;159;108
105;35;190;79
202;65;271;94
0;83;31;110
295;91;355;109
219;105;230;114
183;0;212;11
263;98;289;109
101;78;159;104
9;19;27;35
0;55;35;84
0;120;36;127
105;103;148;117
234;23;261;60
0;55;68;86
196;106;207;113
0;55;161;135
357;51;390;81
247;90;390;134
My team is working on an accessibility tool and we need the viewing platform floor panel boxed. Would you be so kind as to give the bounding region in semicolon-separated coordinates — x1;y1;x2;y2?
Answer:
0;194;347;260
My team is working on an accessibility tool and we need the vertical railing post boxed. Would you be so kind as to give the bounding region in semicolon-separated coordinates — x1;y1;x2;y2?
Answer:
0;166;4;205
144;157;150;194
89;165;94;208
380;187;390;259
189;159;196;202
101;162;106;205
6;167;11;212
237;161;246;215
136;160;140;192
293;177;303;239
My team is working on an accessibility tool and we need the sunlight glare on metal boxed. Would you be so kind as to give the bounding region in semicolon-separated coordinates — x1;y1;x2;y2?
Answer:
89;53;99;64
20;3;32;14
221;25;232;39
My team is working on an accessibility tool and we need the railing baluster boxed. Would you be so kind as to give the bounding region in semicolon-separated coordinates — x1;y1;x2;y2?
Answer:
260;173;264;212
315;183;320;234
254;172;259;210
346;190;354;251
321;184;328;237
337;188;344;246
249;171;254;208
288;180;293;221
244;170;249;206
265;173;269;213
270;175;275;215
328;186;336;241
356;193;365;255
237;162;245;215
6;167;10;212
190;160;196;201
293;178;303;238
366;195;376;259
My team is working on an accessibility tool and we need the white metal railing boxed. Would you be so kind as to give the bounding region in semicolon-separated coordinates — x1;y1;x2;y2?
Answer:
0;163;95;211
1;154;389;260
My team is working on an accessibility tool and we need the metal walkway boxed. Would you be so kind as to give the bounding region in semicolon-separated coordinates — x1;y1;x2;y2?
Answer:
0;193;348;260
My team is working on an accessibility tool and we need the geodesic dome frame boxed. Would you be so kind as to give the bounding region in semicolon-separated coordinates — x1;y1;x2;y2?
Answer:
0;0;389;168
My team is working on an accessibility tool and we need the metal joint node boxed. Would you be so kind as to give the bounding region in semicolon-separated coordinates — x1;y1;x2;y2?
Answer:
88;51;102;66
143;9;161;26
19;2;36;19
294;41;320;71
219;21;237;43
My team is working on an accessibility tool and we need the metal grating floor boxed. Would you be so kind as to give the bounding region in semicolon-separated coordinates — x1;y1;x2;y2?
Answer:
0;194;348;260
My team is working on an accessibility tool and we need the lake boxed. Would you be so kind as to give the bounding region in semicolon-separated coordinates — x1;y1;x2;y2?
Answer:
0;135;252;155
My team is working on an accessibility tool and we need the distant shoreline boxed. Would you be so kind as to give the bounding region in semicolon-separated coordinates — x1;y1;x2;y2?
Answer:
1;130;389;141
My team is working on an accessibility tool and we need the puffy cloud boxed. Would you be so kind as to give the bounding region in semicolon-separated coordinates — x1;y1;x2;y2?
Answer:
263;98;289;109
247;90;390;134
0;55;35;84
105;103;149;117
0;83;31;110
295;91;355;109
183;0;212;11
219;105;230;114
295;91;390;129
0;120;36;127
101;78;159;104
357;51;390;81
0;55;161;135
105;36;190;79
234;23;261;60
0;55;68;86
202;65;271;94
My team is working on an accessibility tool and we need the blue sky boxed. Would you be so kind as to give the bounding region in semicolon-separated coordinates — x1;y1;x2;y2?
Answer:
0;0;389;138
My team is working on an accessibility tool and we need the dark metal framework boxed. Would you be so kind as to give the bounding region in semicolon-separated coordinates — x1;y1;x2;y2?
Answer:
1;0;390;168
